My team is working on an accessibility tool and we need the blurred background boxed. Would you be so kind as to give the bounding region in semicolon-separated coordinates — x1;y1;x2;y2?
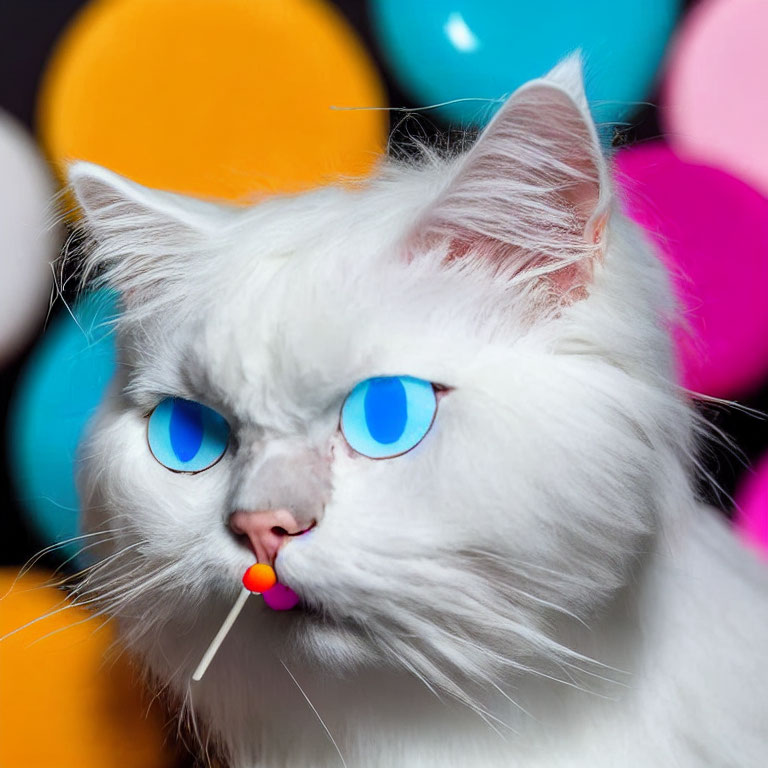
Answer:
0;0;766;765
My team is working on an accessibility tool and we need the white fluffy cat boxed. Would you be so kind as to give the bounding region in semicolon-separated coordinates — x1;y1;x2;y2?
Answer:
67;57;768;767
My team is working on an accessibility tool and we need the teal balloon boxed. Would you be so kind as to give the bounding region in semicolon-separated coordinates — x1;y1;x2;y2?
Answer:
9;291;118;561
370;0;682;127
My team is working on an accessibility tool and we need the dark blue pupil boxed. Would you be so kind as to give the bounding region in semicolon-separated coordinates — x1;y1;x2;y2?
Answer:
364;377;407;444
169;399;204;462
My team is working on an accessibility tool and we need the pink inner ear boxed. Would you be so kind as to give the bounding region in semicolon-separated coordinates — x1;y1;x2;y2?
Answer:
587;211;608;246
439;232;591;282
544;261;593;303
404;81;606;303
439;233;521;268
406;228;594;308
409;216;599;305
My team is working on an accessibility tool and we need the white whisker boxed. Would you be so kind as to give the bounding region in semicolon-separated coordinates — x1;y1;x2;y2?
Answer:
280;659;348;768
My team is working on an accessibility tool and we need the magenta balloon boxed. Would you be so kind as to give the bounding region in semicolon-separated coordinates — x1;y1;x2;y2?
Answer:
614;142;768;399
734;454;768;558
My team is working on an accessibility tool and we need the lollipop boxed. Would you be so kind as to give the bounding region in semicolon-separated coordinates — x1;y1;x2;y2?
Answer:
242;563;279;594
192;564;299;681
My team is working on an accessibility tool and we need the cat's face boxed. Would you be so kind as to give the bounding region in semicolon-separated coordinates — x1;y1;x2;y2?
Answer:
70;57;692;699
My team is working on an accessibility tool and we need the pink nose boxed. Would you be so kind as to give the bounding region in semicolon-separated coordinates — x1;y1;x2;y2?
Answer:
229;508;316;565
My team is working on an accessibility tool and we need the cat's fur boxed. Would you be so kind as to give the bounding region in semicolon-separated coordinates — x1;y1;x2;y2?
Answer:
67;57;768;767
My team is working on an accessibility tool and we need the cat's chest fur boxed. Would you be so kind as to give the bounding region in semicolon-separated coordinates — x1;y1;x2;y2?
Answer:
136;507;767;768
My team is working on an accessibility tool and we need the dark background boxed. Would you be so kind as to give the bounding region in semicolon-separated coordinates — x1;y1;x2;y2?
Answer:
1;0;766;571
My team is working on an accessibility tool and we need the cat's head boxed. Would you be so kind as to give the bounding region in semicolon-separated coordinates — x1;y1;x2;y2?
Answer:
69;56;694;702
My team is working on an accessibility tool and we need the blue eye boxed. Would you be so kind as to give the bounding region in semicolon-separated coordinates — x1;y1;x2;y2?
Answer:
147;398;230;473
341;376;437;459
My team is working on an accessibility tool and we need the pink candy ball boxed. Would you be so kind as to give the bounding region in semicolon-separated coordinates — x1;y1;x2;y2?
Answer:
263;583;301;612
734;455;768;558
614;143;768;399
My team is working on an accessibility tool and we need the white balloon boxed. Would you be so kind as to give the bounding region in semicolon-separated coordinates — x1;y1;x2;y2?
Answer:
0;111;59;362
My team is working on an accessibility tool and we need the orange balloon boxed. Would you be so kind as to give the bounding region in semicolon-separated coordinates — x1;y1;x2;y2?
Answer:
38;0;387;201
0;569;178;768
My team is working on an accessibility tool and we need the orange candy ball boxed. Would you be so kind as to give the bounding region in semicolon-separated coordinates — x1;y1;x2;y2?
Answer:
242;563;277;593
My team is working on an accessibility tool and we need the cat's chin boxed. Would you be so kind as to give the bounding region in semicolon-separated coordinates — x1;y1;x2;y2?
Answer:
284;609;380;670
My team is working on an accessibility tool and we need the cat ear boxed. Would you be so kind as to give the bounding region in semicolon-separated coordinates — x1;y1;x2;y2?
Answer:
411;54;610;299
68;162;226;308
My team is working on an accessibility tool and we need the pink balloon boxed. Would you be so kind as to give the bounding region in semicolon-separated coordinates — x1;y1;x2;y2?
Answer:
614;143;768;399
734;454;768;558
663;0;768;196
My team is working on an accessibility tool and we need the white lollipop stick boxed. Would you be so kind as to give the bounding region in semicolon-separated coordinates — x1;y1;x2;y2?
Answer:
193;564;277;682
192;587;250;682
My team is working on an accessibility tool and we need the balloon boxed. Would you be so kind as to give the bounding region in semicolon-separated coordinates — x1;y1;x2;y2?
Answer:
663;0;768;196
9;291;117;559
0;568;178;768
734;454;768;557
370;0;681;127
614;143;768;399
38;0;386;201
0;111;58;362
